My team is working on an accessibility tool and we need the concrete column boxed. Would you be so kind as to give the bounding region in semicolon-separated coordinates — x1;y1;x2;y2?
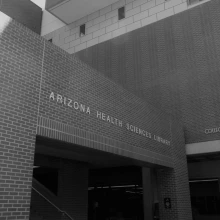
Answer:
142;167;154;220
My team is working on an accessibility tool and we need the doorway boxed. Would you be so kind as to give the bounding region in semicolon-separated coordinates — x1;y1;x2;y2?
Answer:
88;166;144;220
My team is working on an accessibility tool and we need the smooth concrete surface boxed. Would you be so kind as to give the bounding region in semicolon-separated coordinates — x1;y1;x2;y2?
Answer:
41;10;65;36
186;140;220;155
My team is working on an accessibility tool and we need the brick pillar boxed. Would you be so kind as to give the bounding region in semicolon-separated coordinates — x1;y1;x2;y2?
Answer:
58;159;88;220
157;121;192;220
0;12;43;219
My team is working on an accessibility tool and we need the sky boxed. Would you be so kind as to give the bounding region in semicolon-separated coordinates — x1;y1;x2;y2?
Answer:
30;0;46;9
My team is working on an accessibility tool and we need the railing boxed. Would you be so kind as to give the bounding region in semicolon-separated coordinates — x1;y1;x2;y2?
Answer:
32;186;74;220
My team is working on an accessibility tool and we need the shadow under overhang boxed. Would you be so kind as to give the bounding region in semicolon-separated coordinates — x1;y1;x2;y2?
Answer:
45;0;121;25
35;136;169;169
45;0;68;11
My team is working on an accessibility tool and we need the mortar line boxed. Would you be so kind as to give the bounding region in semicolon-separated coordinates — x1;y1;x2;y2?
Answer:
36;40;46;134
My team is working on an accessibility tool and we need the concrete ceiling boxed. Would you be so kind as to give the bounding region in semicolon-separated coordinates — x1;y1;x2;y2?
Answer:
46;0;120;24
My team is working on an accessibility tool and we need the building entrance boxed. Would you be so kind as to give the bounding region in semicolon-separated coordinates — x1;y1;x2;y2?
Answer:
32;136;164;220
88;167;143;220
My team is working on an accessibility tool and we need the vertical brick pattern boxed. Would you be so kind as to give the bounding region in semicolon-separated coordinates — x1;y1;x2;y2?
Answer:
1;0;42;34
0;12;43;219
76;0;220;144
58;160;88;220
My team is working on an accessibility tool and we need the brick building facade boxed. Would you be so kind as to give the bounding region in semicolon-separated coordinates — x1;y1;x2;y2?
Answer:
76;0;220;145
0;7;192;220
2;0;220;219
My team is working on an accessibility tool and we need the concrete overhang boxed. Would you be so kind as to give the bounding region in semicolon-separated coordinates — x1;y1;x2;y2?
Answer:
45;0;120;24
35;136;172;169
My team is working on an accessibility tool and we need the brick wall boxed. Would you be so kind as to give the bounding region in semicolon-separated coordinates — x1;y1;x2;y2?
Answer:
76;0;220;145
0;9;191;220
43;0;210;53
38;27;192;220
37;41;173;167
0;0;42;34
0;12;44;219
156;119;192;220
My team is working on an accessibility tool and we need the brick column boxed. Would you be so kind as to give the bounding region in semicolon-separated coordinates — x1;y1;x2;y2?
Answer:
58;159;88;220
157;121;192;220
0;12;43;219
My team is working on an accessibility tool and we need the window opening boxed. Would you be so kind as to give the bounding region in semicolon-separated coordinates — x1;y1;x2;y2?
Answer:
80;24;86;37
118;7;125;20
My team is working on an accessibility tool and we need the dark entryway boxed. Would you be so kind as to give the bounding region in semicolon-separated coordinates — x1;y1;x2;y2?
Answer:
190;179;220;220
88;166;143;220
